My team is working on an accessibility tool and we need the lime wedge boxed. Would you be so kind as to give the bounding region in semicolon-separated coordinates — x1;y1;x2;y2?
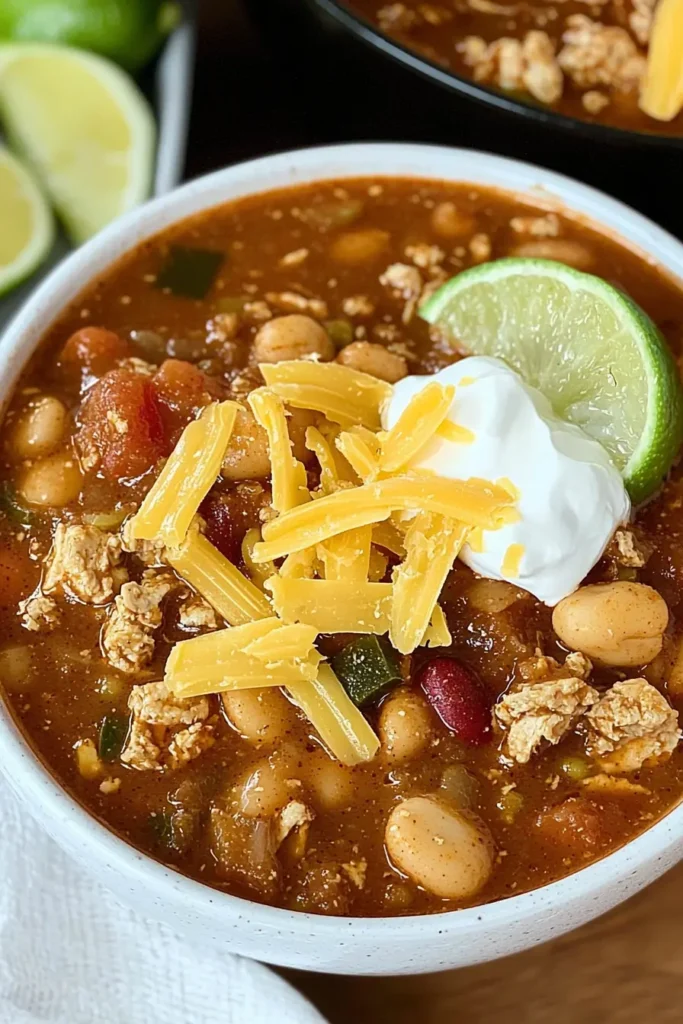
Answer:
0;144;53;295
0;43;154;243
0;0;181;72
420;258;683;504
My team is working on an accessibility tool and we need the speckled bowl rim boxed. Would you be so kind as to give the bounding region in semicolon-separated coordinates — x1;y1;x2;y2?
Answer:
0;143;681;975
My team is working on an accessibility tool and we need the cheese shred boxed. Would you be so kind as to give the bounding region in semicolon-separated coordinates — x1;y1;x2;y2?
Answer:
248;387;309;513
380;382;455;472
260;360;392;429
253;475;514;563
167;530;272;626
390;513;468;654
130;401;239;547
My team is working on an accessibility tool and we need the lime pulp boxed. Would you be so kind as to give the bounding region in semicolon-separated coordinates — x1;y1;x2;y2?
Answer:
420;257;683;504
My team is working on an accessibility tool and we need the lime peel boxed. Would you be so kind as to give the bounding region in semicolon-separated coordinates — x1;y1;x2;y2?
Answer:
0;144;53;295
420;257;683;504
0;42;154;243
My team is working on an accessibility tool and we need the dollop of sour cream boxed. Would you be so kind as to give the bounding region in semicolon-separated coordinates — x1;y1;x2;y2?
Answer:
382;356;631;605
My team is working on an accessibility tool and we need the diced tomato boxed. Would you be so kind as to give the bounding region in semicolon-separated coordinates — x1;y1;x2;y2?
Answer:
59;327;131;379
535;797;606;853
77;369;165;481
151;359;224;448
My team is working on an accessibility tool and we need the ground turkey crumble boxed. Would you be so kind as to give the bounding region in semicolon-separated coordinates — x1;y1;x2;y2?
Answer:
495;677;600;764
558;16;646;94
177;592;219;630
121;679;215;771
458;32;563;105
43;523;127;604
121;518;166;566
102;570;174;673
273;799;315;849
19;594;60;632
585;678;681;773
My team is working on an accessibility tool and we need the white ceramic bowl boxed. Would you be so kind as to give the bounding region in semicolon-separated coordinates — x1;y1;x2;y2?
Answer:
0;144;681;976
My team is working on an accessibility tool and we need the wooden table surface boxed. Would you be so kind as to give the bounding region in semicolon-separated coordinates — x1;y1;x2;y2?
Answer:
193;4;683;1019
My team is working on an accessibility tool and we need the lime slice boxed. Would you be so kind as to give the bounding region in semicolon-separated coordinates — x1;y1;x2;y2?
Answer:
420;258;683;504
0;0;181;72
0;43;154;243
0;144;53;295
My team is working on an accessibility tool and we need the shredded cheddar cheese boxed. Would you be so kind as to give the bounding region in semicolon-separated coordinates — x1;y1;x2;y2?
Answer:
422;604;451;647
260;360;392;429
241;528;275;590
639;0;683;121
288;664;380;765
166;621;322;698
253;475;515;563
305;425;343;494
502;543;525;578
166;530;272;625
372;520;405;557
437;420;475;445
266;576;393;633
380;382;454;472
248;387;309;513
335;429;381;483
497;477;521;502
128;354;523;762
130;401;239;547
467;526;485;553
390;513;468;654
318;525;373;582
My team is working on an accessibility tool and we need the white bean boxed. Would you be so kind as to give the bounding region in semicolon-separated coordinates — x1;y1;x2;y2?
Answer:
253;315;334;364
336;341;407;383
11;396;67;459
385;796;495;899
222;688;295;745
18;452;83;507
234;755;293;818
306;750;355;810
552;581;668;667
378;688;433;763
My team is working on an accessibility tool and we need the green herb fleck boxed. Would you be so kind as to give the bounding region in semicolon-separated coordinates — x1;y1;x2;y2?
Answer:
0;482;34;526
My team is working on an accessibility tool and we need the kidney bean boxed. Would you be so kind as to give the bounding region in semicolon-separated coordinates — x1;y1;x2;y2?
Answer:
416;658;491;745
200;495;240;564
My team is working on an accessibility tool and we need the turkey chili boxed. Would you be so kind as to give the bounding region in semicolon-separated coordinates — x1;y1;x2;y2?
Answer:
0;176;682;917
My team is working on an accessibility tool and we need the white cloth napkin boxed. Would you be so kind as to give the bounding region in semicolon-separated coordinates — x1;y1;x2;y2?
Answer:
0;781;326;1024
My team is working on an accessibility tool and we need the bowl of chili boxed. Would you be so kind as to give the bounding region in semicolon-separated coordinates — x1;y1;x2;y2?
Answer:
0;143;680;975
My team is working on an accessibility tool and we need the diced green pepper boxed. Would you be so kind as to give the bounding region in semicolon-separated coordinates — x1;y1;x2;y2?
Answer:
559;755;592;782
98;713;130;762
148;810;174;849
0;482;35;526
332;636;402;707
156;246;224;300
324;319;354;348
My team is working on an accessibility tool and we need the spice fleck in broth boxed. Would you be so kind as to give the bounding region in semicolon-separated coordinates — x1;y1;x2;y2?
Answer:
1;177;682;917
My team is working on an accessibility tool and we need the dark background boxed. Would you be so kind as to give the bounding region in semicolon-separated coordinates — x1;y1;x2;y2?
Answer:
193;4;683;1020
192;0;682;237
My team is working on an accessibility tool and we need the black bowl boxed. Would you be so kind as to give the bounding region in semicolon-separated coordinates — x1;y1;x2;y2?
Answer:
308;0;683;150
242;0;683;236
